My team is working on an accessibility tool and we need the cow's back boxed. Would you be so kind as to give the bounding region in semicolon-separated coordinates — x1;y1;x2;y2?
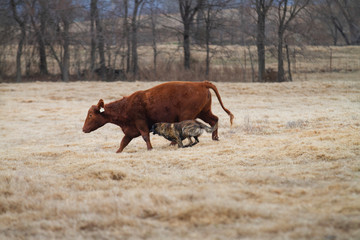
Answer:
142;82;210;124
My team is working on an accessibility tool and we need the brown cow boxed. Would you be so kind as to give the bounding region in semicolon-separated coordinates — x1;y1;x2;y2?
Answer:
82;81;234;153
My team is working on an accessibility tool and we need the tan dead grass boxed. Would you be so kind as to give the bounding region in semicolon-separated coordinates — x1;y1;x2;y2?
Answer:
1;79;360;239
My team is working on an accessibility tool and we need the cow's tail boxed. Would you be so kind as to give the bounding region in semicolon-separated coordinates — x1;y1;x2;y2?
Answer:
203;81;234;125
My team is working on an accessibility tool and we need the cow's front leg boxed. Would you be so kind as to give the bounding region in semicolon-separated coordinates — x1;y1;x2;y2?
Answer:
117;135;133;153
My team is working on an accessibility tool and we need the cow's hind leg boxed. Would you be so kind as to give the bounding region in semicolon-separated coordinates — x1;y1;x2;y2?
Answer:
141;132;153;150
198;111;219;140
136;120;153;151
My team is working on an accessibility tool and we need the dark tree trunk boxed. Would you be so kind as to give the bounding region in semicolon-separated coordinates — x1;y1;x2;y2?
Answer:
205;31;210;76
277;29;285;82
123;0;130;73
333;25;338;46
248;46;255;82
131;4;138;76
276;0;309;82
257;13;266;82
331;16;350;45
202;1;229;78
15;27;26;83
90;0;97;72
179;0;204;70
95;0;106;80
38;7;48;75
183;22;191;69
254;0;273;82
62;19;70;82
285;43;292;81
11;0;26;82
29;0;48;76
204;7;211;76
130;0;144;77
38;38;48;75
131;20;138;76
150;7;157;74
195;9;203;44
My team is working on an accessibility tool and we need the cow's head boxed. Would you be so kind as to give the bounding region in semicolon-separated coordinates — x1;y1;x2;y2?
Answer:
82;99;108;133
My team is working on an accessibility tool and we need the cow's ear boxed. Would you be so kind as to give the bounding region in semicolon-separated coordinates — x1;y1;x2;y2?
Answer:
97;99;104;108
97;99;105;112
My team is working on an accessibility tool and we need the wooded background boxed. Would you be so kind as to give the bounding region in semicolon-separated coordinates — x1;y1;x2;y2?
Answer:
1;0;359;82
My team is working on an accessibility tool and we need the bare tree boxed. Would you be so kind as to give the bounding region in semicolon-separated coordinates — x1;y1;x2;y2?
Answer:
27;0;49;75
123;0;131;73
329;0;360;45
178;0;204;69
46;0;78;82
96;0;106;79
147;0;160;74
130;0;145;76
323;0;350;45
201;0;230;76
275;0;309;82
90;0;106;79
308;1;338;45
62;15;70;82
38;0;48;75
252;0;273;81
0;2;14;79
10;0;28;82
90;0;97;72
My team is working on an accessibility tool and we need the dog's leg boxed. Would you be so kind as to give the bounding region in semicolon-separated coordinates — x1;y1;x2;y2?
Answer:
190;136;199;146
177;140;184;148
184;137;199;147
173;135;184;148
183;137;193;147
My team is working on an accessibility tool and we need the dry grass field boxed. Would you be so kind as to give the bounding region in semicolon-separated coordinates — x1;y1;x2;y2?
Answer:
1;77;360;239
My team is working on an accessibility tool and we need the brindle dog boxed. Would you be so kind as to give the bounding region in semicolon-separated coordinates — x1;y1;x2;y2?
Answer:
150;120;218;148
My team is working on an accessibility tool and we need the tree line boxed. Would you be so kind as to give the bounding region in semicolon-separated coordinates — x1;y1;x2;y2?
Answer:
0;0;359;82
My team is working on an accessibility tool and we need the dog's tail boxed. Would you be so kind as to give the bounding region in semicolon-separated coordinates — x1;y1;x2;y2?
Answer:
198;121;218;133
203;81;234;125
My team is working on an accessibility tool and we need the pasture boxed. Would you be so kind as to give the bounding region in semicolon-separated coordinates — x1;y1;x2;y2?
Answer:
1;77;360;239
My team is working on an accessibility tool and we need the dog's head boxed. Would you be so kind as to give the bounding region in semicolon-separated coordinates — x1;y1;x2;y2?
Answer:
150;123;161;135
150;122;171;136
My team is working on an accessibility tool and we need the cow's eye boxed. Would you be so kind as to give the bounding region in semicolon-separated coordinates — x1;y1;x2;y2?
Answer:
89;114;92;118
